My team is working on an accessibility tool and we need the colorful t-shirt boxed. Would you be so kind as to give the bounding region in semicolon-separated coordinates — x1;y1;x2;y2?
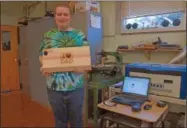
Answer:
39;28;89;91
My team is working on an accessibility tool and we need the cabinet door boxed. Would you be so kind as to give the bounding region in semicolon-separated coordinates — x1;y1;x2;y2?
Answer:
1;25;20;92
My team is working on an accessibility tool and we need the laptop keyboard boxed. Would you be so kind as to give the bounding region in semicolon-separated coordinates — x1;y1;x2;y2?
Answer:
112;95;145;106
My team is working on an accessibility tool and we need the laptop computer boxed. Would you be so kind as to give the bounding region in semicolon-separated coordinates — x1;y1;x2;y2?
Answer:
112;76;150;105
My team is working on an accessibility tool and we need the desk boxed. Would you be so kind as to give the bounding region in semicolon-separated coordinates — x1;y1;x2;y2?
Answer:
109;86;186;127
98;101;168;127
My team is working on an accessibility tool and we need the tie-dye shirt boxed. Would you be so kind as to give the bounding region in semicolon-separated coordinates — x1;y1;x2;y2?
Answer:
39;28;89;91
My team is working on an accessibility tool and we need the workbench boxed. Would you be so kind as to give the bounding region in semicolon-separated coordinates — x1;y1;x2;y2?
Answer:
109;85;186;127
98;100;169;128
86;72;123;127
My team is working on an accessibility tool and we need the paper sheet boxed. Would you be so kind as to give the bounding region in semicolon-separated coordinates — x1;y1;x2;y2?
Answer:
90;14;101;29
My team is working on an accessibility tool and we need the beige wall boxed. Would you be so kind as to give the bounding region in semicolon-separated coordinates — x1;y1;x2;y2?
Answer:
101;2;186;64
1;14;21;26
1;2;23;25
1;1;186;64
0;2;65;24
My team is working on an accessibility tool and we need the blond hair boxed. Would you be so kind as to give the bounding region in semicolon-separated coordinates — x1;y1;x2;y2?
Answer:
55;3;72;15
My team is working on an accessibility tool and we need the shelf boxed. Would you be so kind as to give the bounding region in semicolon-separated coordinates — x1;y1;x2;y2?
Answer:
117;48;181;52
155;49;182;52
121;27;186;35
117;48;182;60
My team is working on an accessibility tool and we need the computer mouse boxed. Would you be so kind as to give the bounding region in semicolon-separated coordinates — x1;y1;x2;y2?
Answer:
157;100;166;108
144;104;152;110
132;103;141;112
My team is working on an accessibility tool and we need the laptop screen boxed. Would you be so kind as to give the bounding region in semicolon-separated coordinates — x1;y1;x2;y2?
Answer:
122;76;150;96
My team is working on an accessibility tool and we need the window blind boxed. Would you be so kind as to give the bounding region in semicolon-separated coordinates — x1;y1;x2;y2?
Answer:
121;1;186;18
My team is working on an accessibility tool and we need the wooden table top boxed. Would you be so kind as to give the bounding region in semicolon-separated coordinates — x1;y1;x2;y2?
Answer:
98;100;168;123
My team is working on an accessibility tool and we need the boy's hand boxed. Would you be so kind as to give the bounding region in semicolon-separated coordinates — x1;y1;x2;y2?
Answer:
72;68;85;73
40;67;53;76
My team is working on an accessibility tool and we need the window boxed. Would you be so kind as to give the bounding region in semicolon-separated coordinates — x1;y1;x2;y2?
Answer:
2;31;11;51
120;1;186;33
123;11;184;30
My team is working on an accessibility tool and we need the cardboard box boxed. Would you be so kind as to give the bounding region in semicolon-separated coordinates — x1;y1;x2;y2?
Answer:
42;46;91;73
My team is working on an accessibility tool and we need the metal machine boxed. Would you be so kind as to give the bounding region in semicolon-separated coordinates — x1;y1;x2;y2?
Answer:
125;63;187;100
97;51;123;64
90;51;123;79
87;51;123;120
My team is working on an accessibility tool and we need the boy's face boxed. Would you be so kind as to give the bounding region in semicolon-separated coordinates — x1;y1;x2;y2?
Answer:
55;6;71;29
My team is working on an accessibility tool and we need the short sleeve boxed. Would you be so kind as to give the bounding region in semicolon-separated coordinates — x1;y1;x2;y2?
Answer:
79;31;89;46
82;36;89;46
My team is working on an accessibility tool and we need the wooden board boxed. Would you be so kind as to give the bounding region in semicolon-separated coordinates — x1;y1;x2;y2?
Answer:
42;46;91;73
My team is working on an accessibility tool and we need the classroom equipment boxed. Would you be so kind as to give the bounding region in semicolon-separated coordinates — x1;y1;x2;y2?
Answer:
112;76;150;106
125;63;187;100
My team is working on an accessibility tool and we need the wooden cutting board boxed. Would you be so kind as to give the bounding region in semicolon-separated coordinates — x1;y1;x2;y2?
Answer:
42;46;92;73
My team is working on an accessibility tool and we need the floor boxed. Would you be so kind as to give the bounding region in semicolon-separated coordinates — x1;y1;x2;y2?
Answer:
1;91;184;127
1;91;54;127
1;91;94;127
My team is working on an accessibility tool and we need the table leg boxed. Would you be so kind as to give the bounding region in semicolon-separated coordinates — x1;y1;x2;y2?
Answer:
141;121;153;128
185;112;186;128
100;118;105;128
93;88;99;127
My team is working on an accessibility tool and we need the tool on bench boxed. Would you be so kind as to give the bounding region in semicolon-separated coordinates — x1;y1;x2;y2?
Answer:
144;104;152;110
117;45;129;50
153;37;181;49
157;100;167;108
